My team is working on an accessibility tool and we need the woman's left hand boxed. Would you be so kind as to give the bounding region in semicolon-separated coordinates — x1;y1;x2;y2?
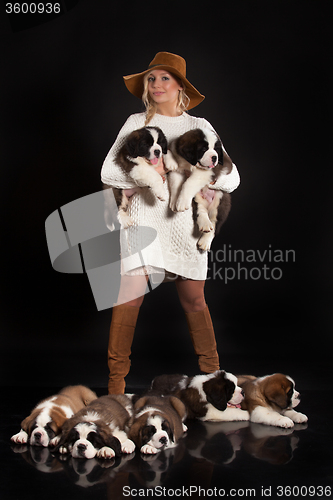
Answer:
154;157;169;177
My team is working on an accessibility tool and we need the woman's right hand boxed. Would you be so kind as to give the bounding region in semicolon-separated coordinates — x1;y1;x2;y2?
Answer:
124;188;139;198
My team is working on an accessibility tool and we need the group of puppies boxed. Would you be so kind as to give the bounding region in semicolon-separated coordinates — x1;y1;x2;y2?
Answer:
11;371;308;460
106;125;232;251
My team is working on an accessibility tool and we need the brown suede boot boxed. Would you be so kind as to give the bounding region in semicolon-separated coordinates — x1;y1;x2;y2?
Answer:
107;303;140;394
185;305;220;373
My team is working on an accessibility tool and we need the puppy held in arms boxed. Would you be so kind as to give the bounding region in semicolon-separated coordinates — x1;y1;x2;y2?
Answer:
169;128;232;251
106;126;177;229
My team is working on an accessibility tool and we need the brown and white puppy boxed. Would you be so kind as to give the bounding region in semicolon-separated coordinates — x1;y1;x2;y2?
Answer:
151;371;249;422
53;394;135;459
110;126;178;229
11;385;97;447
129;395;187;455
237;374;308;428
169;128;232;250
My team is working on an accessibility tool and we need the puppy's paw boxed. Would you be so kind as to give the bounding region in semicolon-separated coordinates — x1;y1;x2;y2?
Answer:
164;158;178;172
49;435;61;447
59;445;70;455
197;233;213;251
152;188;166;201
140;444;159;455
291;412;308;424
276;416;295;428
121;439;136;454
169;198;177;212
197;215;214;233
97;446;116;459
175;196;191;212
120;214;134;229
11;430;28;444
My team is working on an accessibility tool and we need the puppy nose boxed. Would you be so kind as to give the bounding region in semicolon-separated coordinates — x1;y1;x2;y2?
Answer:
159;436;167;445
154;149;161;158
77;443;87;451
34;432;42;440
211;155;217;164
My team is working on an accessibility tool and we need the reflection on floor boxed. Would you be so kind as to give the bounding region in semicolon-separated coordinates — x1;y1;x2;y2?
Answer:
2;388;333;500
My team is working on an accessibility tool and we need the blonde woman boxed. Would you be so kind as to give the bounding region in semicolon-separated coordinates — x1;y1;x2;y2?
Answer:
101;52;240;394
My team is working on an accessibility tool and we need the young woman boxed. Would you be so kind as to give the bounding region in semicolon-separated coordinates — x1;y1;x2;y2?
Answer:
101;52;240;394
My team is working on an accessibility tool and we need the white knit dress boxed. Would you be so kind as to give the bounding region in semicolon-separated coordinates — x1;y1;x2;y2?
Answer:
101;112;240;280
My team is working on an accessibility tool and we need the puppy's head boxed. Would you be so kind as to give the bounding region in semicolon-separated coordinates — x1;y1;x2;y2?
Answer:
139;413;173;451
261;374;300;410
21;408;65;447
176;128;222;168
203;371;244;411
54;421;121;459
125;127;167;164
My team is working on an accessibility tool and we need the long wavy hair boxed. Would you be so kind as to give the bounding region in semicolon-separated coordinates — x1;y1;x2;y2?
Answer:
142;72;190;125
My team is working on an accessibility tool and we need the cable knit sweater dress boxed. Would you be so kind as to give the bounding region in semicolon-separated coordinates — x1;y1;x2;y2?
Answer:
101;112;240;280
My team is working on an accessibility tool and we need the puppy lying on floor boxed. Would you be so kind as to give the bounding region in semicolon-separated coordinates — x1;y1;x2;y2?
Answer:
107;126;177;229
11;385;97;447
169;128;233;251
151;371;249;422
237;373;308;428
129;395;187;455
53;395;135;459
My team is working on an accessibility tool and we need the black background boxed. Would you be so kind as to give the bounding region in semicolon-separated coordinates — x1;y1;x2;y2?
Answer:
1;0;332;391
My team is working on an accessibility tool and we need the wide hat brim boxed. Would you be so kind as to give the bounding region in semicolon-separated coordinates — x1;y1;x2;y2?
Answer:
123;59;205;110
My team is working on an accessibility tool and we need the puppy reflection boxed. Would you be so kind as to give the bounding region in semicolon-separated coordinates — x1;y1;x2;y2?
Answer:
185;419;305;466
243;424;300;465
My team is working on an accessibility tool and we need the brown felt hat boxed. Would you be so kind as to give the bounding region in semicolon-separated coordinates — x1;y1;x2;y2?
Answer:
123;52;205;110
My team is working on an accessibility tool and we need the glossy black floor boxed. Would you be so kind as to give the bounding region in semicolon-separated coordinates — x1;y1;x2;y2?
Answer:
1;379;332;500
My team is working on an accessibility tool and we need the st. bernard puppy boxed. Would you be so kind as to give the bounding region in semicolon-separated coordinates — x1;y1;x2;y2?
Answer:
151;371;249;422
169;128;233;250
110;126;177;228
237;373;308;428
11;385;97;447
129;395;187;455
53;394;135;459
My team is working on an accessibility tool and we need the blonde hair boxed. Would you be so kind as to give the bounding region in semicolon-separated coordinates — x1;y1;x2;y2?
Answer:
142;72;190;125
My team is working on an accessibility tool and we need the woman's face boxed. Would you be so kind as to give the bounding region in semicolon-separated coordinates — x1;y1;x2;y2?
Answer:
147;70;183;108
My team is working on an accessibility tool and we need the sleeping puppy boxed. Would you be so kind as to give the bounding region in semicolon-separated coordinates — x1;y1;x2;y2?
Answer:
110;126;177;228
237;374;308;428
169;128;232;250
151;371;249;422
53;395;135;459
11;385;97;447
129;395;187;455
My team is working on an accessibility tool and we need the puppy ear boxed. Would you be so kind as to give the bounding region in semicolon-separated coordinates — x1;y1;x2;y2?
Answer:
264;385;289;410
21;416;34;435
169;396;187;420
50;408;67;431
134;396;149;411
203;378;228;411
176;130;202;166
124;130;142;158
128;419;144;447
157;128;168;154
